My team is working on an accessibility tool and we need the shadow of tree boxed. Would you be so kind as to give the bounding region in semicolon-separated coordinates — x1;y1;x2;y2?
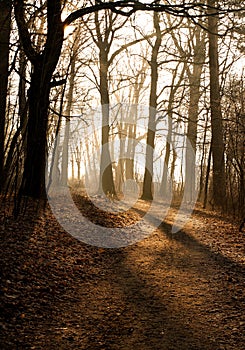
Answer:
98;218;245;349
1;199;244;350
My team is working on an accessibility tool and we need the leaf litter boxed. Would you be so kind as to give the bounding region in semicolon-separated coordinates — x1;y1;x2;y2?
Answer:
0;196;244;349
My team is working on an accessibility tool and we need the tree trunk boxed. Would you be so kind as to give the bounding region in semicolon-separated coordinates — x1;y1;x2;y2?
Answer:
204;139;212;208
184;73;201;202
160;125;171;198
115;122;126;194
198;113;209;202
2;46;28;192
0;0;11;193
15;0;64;199
208;0;226;208
159;64;185;198
98;38;116;196
18;46;28;144
184;24;205;202
71;155;74;181
61;55;76;186
141;11;161;200
20;66;50;198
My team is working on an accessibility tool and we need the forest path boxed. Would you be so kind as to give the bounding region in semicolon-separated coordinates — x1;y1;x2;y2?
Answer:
0;198;245;349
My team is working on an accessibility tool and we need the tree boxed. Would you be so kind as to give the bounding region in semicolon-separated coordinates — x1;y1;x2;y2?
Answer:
141;10;162;200
166;15;206;202
83;7;155;196
112;47;148;194
223;75;245;217
0;0;12;193
207;0;226;208
159;62;186;198
12;0;242;200
14;0;64;199
91;9;121;196
60;33;80;187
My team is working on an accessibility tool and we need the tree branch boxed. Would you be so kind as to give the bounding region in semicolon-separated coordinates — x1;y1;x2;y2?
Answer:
63;1;243;28
14;0;39;64
49;78;66;88
108;32;156;66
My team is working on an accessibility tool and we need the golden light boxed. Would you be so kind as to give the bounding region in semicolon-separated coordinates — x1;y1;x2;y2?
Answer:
64;23;76;38
61;9;76;38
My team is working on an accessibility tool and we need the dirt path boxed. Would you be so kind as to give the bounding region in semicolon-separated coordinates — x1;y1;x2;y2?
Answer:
0;199;245;349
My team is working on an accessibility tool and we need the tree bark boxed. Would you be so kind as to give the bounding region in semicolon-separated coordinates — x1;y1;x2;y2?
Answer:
207;0;226;208
141;10;161;200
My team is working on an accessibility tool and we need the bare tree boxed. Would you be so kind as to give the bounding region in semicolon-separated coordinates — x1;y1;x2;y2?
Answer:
14;0;64;198
207;0;226;208
12;0;242;200
223;74;245;217
0;0;12;193
141;10;162;200
159;62;186;198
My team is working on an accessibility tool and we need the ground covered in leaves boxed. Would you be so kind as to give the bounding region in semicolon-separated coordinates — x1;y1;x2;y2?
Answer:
0;195;245;349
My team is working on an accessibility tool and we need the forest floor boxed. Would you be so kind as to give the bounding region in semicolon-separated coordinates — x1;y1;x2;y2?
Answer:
0;194;245;350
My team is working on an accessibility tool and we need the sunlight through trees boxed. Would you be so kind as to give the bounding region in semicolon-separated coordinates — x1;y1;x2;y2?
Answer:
0;0;244;218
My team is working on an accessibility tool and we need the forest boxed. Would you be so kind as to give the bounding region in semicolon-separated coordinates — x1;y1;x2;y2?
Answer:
0;1;245;349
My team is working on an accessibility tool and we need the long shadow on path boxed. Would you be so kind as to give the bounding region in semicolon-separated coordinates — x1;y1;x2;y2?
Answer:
102;219;245;350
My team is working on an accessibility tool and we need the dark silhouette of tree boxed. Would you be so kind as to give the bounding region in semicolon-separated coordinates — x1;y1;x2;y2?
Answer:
0;0;12;193
14;0;64;198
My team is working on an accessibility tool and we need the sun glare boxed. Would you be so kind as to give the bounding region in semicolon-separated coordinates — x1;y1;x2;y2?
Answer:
64;23;76;37
61;9;76;38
